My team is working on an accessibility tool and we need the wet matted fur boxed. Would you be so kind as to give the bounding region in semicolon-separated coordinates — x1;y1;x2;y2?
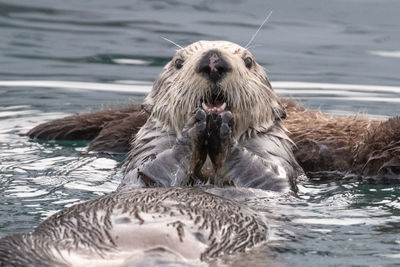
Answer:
0;188;268;265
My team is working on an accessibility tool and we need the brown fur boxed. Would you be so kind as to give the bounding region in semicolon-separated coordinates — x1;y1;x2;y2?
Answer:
27;106;147;153
27;99;400;182
353;117;400;177
282;99;381;172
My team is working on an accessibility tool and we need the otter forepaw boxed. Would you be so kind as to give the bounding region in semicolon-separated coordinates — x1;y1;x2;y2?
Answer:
174;108;208;179
187;108;208;144
218;111;234;141
195;108;208;138
208;111;234;171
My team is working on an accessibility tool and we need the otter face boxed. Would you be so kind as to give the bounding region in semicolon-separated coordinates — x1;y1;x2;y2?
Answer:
147;40;283;137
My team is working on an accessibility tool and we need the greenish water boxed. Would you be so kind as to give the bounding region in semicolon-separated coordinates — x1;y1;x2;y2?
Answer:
1;0;400;265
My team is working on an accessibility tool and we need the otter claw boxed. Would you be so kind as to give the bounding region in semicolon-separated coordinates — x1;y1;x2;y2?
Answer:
220;123;230;139
207;110;234;172
218;112;233;140
194;108;207;122
214;111;233;132
196;119;207;137
220;111;233;125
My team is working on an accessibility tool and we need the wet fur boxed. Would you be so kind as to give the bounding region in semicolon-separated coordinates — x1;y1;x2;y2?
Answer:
0;188;268;265
284;99;400;182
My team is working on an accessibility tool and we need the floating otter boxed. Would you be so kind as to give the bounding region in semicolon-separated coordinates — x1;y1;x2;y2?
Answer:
0;188;268;266
119;40;303;192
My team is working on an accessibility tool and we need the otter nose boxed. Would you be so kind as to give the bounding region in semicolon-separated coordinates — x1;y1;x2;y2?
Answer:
197;50;230;82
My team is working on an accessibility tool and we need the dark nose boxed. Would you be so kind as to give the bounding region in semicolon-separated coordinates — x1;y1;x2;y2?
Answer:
197;50;230;82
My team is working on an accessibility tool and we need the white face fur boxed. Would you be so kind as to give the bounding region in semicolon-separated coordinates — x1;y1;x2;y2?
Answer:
145;40;283;137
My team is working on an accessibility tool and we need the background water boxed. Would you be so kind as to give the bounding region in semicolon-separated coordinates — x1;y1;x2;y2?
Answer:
0;0;400;265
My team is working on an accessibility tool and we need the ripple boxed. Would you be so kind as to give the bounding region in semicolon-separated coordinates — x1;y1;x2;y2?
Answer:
64;180;118;194
293;218;375;226
1;79;400;101
273;81;400;94
5;185;48;198
369;50;400;59
379;254;400;259
112;58;152;65
0;80;152;93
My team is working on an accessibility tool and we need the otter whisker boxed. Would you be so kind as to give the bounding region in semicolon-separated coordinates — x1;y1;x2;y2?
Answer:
245;11;273;49
215;89;223;103
246;44;267;50
160;36;185;50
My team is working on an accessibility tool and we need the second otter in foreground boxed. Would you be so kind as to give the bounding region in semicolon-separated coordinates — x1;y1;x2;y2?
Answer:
0;188;269;266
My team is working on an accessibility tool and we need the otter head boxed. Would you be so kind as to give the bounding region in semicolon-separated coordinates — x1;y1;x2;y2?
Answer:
146;40;284;137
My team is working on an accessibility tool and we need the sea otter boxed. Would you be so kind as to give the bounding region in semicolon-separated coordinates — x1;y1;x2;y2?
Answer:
27;41;400;184
118;40;303;193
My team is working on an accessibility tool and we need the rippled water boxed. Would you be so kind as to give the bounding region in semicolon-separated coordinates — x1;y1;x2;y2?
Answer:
1;0;400;265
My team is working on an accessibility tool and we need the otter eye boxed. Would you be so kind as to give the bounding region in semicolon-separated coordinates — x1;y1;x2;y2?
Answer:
175;59;184;69
244;57;253;69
